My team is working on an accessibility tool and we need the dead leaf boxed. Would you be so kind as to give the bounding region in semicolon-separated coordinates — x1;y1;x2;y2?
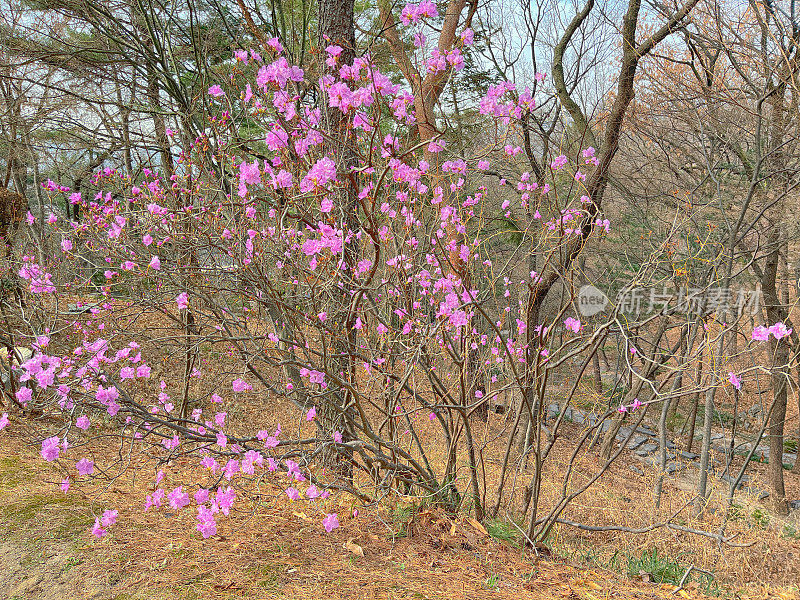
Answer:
573;579;602;591
466;516;488;536
344;538;364;557
292;511;315;523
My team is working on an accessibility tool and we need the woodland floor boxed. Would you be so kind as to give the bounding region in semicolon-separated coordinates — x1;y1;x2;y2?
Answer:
2;301;800;599
0;428;797;600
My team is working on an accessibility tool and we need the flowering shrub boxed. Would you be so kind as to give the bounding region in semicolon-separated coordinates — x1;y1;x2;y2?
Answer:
2;13;632;541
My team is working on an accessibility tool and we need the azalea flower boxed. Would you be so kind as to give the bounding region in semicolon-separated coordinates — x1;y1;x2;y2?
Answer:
769;322;792;340
322;513;340;532
232;378;251;392
729;372;742;390
101;509;118;527
564;317;581;333
91;518;107;538
76;458;94;476
41;436;60;461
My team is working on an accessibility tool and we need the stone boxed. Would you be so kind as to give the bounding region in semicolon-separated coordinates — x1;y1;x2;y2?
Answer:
664;462;685;475
629;466;644;476
636;443;658;456
720;473;749;489
627;435;648;450
616;426;633;441
679;451;699;460
789;500;800;511
636;425;656;436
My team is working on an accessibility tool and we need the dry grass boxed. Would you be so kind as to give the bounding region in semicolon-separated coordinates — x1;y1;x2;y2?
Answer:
2;300;800;598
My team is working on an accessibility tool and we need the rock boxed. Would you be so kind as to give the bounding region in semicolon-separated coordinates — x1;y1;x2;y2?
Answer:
547;403;560;417
665;462;685;475
679;451;699;460
636;425;656;436
742;487;769;500
666;440;676;450
572;409;586;424
67;302;100;314
616;426;633;441
636;443;658;456
629;466;644;476
720;473;749;489
627;435;648;450
747;404;762;417
789;500;800;511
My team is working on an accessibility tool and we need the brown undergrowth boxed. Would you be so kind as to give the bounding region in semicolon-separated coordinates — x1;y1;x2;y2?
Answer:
1;300;799;598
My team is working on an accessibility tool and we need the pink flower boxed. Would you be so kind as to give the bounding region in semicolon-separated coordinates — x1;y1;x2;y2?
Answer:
322;513;340;532
76;415;90;430
285;487;300;501
300;157;337;192
306;406;317;421
76;458;94;476
208;84;225;97
196;518;217;538
91;518;107;538
149;256;161;270
0;412;9;430
194;488;209;504
168;486;191;510
41;436;60;461
617;404;628;414
729;372;742;391
564;317;581;333
61;238;73;252
232;378;251;392
176;292;189;310
752;326;770;341
61;477;70;493
320;198;334;213
333;431;343;443
428;412;435;421
137;364;151;378
630;398;643;411
101;509;118;527
16;387;32;406
769;322;792;340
